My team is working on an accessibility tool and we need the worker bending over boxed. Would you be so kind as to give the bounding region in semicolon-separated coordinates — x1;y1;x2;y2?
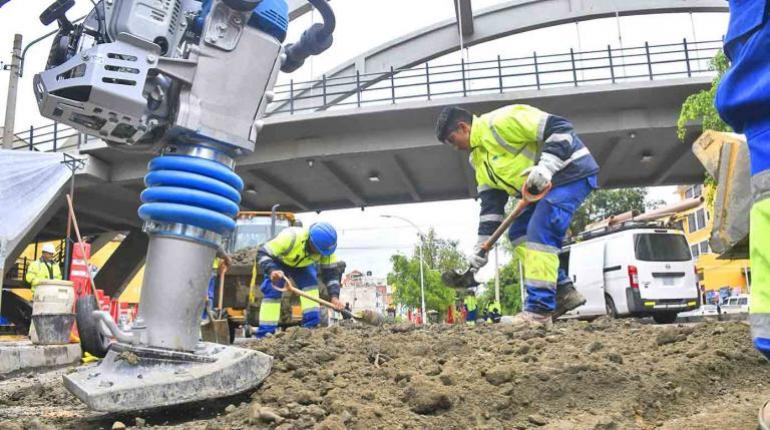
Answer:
435;104;599;330
26;243;62;293
254;222;343;338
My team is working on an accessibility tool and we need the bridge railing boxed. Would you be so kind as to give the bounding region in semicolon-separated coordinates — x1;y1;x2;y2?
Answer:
11;38;720;152
8;121;96;153
267;38;722;115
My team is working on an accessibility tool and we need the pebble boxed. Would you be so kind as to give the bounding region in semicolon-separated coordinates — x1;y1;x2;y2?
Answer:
111;421;126;430
485;366;514;386
135;417;146;428
528;414;548;426
224;404;237;414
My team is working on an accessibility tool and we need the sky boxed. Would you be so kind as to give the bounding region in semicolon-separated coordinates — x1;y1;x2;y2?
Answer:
0;1;730;281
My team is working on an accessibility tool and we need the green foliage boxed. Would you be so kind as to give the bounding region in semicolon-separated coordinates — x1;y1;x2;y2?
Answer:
480;260;522;315
569;188;652;235
676;51;732;141
387;228;464;315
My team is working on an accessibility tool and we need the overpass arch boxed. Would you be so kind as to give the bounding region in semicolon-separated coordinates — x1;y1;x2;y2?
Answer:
273;0;727;113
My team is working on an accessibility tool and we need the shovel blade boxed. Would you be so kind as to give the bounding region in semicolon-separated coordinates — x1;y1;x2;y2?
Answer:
441;269;479;289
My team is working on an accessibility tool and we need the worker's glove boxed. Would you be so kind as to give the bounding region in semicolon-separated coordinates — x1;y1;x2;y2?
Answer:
469;245;489;272
523;153;564;195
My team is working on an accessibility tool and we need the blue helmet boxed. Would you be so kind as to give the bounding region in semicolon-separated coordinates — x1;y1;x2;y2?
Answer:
308;222;337;256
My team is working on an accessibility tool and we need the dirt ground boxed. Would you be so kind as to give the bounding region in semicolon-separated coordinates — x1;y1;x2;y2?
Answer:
1;318;769;430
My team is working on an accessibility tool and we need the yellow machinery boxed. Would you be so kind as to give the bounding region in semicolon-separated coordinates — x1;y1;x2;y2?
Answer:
691;131;751;259
214;209;301;341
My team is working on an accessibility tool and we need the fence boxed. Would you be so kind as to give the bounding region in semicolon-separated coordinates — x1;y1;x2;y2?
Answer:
11;38;720;152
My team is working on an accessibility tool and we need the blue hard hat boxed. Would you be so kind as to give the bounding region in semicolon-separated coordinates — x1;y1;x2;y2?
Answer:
308;222;337;256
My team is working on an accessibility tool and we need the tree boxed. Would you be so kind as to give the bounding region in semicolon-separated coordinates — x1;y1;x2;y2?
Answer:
677;51;731;141
387;228;465;318
677;50;729;208
569;188;651;234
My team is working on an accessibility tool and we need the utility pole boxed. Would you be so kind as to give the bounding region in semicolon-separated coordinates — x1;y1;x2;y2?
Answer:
2;34;22;149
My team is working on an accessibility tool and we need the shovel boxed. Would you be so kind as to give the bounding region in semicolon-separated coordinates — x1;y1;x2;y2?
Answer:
272;274;385;326
442;183;551;289
201;255;232;344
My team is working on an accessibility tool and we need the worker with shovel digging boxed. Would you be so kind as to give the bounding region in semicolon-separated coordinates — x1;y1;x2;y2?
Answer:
254;222;344;338
435;104;599;330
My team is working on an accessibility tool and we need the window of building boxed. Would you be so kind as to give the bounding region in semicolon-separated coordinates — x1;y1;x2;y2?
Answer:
696;208;706;230
688;208;707;233
691;244;699;258
699;240;710;254
685;184;703;199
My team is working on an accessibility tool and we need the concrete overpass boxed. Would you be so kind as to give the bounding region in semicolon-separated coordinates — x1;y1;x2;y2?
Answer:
35;76;710;240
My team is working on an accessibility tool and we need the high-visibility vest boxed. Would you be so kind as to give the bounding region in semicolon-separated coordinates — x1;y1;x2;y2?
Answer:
25;258;63;290
263;227;338;269
464;295;478;312
469;105;546;196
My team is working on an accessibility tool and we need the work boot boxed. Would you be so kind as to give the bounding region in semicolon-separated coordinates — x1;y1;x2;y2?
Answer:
553;281;587;320
759;400;770;430
502;310;553;331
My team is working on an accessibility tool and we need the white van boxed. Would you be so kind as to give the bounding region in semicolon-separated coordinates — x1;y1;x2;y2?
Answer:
559;224;700;324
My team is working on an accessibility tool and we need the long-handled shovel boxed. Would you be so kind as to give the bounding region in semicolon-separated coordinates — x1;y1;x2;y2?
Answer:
442;184;551;289
272;274;385;326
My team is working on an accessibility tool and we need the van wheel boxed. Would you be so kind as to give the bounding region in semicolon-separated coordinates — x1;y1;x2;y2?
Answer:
605;295;618;319
652;312;678;324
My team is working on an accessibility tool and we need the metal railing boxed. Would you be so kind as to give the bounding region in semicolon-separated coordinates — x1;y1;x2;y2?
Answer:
267;38;721;115
9;38;720;152
8;122;95;153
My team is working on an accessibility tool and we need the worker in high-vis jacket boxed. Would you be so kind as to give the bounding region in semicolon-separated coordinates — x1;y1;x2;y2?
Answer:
25;243;62;293
464;289;478;325
435;104;599;330
254;222;344;338
713;1;770;427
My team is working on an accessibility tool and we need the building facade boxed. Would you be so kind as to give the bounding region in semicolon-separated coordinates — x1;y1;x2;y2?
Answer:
676;185;751;304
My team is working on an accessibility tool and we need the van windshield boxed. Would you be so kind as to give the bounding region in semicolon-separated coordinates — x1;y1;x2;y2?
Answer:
634;233;692;262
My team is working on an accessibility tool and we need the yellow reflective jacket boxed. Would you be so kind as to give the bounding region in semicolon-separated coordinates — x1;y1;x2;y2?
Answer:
464;295;478;312
25;258;63;289
469;104;547;195
256;227;343;296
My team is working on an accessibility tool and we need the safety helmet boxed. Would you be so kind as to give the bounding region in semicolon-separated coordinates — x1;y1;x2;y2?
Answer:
42;243;56;254
308;222;337;256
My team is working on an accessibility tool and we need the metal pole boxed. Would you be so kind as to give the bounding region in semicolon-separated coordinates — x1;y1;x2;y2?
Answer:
683;38;692;77
289;79;294;114
645;42;653;80
497;55;503;93
418;233;427;325
533;51;540;90
2;34;22;149
390;66;396;104
461;58;467;97
570;48;578;86
355;70;361;107
494;244;500;305
53;122;58;152
28;125;33;150
322;74;327;108
425;63;431;101
608;45;615;83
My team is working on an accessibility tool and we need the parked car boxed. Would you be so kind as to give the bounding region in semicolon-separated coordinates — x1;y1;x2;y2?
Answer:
721;294;750;314
560;223;700;324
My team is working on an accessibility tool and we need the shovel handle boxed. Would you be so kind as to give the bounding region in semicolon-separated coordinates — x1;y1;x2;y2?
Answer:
478;182;551;253
271;274;345;313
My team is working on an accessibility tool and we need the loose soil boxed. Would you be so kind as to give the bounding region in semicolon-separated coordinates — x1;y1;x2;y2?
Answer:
1;319;768;429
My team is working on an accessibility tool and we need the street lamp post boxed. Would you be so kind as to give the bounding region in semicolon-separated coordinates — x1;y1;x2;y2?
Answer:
381;214;427;325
